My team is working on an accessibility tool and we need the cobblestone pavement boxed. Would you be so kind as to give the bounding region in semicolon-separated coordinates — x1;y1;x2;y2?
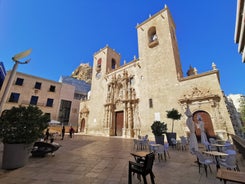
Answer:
0;135;244;184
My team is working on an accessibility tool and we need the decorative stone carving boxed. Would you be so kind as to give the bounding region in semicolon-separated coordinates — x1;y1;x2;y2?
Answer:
179;86;220;104
80;105;89;117
103;69;140;137
184;87;211;98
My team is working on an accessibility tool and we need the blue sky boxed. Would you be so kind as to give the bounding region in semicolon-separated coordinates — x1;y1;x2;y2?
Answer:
0;0;243;95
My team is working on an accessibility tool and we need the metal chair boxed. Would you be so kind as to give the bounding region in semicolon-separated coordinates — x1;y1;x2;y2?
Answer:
155;143;170;161
128;152;155;184
164;143;170;159
203;141;217;151
180;136;188;151
133;139;140;150
171;138;177;149
195;151;214;177
209;138;217;144
155;144;164;162
219;151;240;171
142;135;149;150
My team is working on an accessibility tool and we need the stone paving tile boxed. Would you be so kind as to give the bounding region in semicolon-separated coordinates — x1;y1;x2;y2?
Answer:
0;135;244;184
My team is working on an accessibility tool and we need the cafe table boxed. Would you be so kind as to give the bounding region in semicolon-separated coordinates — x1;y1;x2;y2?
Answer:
203;151;228;170
216;169;245;184
130;151;150;162
150;144;161;152
211;143;227;152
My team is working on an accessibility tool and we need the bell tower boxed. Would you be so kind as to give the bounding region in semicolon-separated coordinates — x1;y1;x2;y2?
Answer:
92;45;121;82
136;5;183;80
90;45;121;103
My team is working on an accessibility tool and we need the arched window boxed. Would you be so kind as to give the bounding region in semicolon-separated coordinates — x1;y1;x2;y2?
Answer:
148;27;157;42
96;58;102;72
111;58;116;69
148;26;159;48
97;58;102;68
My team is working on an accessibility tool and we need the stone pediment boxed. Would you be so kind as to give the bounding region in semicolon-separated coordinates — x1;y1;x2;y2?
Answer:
179;87;220;104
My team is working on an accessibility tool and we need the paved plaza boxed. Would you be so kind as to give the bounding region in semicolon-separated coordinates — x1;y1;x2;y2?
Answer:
0;135;244;184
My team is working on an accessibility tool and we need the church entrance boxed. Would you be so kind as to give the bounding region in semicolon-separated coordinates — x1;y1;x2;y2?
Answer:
80;118;85;132
193;111;215;142
115;111;123;136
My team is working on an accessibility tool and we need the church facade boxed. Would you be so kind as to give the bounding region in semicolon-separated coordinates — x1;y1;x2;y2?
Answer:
79;6;234;140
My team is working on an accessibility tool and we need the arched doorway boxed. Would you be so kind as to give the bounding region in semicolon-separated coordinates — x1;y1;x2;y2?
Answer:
80;118;85;132
193;111;215;142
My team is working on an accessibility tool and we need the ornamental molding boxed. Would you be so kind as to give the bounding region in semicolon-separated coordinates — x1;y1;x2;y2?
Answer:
80;105;89;117
179;87;220;104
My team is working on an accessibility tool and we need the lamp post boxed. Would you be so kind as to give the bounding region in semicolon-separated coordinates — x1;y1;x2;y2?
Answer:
0;49;32;114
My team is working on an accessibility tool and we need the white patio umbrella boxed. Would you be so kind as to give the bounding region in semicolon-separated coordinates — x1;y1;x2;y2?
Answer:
185;106;198;153
197;115;208;144
48;120;61;125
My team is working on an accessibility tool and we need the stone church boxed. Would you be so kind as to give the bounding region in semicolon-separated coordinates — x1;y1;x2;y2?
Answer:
79;5;234;140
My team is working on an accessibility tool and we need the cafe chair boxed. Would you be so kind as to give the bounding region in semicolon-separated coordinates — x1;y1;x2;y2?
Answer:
155;143;170;161
155;144;164;162
180;136;188;151
171;138;177;149
195;151;214;177
142;135;149;150
128;152;155;184
221;141;234;152
164;143;170;159
219;154;240;171
148;141;155;152
209;138;217;144
203;141;217;151
133;139;140;150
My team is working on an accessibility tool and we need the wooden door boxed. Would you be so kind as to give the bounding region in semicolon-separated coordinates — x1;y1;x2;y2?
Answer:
115;111;123;136
193;111;215;141
80;118;85;132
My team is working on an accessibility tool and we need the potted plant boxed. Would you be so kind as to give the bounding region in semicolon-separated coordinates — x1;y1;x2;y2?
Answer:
166;108;182;145
0;105;49;169
151;120;167;145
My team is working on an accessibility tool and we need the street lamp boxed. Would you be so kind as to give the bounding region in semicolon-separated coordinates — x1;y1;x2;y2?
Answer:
0;49;32;114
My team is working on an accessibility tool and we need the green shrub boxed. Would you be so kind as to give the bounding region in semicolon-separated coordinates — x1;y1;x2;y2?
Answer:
0;105;49;144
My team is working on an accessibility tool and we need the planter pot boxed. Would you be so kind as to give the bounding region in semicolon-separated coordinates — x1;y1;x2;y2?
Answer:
2;143;32;170
166;132;176;146
154;135;164;145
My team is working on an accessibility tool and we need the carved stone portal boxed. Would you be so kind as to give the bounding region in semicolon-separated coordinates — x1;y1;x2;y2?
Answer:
103;70;139;137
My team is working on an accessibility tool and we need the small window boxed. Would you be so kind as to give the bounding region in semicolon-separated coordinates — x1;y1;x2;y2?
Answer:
9;93;20;103
149;98;153;108
30;96;38;105
111;59;116;69
15;78;24;86
97;58;102;68
74;93;83;100
96;58;102;72
46;98;54;107
49;85;56;92
34;82;42;89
